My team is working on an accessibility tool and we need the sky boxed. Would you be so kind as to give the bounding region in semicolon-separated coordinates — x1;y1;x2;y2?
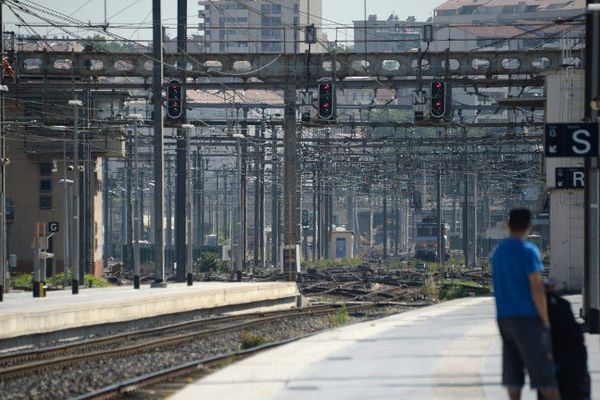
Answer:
4;0;447;41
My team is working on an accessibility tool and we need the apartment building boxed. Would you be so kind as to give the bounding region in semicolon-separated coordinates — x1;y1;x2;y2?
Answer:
198;0;323;53
5;87;126;278
353;14;423;53
434;0;585;26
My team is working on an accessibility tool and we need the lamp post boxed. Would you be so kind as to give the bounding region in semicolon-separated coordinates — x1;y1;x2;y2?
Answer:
68;99;83;294
127;114;143;289
232;131;245;281
181;124;195;286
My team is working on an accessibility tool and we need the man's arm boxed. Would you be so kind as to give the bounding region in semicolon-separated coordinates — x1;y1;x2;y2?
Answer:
529;272;550;327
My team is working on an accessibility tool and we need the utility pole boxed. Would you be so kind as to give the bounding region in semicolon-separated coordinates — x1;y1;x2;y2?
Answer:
120;186;127;267
383;188;388;260
259;125;266;268
140;170;145;241
234;134;243;280
312;167;318;261
125;133;133;274
174;0;188;283
58;126;72;290
69;99;83;294
215;167;223;240
128;114;142;288
166;160;173;269
0;0;6;301
182;125;194;285
271;126;279;269
254;124;261;270
283;83;299;278
584;0;600;332
437;166;443;268
241;109;249;271
151;0;166;287
175;126;189;282
472;174;478;267
198;152;204;247
393;195;399;256
102;160;109;274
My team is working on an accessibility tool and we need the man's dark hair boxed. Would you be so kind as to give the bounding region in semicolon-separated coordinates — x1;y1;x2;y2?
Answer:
509;208;532;232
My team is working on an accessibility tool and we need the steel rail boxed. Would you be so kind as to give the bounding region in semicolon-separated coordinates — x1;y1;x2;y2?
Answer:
70;337;306;400
0;304;375;379
0;305;334;368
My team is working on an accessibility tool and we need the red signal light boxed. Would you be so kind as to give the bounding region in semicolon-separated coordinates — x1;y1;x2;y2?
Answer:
318;81;335;120
167;79;184;120
430;81;446;119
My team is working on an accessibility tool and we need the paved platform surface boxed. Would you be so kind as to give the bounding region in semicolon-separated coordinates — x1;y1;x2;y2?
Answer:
171;296;600;400
0;282;300;340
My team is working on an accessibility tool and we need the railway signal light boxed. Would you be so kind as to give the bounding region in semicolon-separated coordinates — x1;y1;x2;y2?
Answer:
318;81;335;121
430;80;446;119
167;79;183;120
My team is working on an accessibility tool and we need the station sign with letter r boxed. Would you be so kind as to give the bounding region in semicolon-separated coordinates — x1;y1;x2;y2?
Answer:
555;168;585;189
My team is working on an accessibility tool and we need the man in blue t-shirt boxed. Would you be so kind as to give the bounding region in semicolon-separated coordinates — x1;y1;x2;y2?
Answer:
492;209;560;400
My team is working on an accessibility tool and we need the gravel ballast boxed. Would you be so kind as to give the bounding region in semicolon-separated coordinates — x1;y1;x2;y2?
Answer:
0;306;408;400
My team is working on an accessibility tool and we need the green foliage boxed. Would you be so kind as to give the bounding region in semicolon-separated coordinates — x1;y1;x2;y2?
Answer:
47;272;70;287
85;34;131;53
240;330;267;350
385;261;406;270
48;273;111;288
10;273;32;290
423;279;440;300
9;272;110;290
198;252;228;274
325;42;354;53
439;284;470;300
83;274;111;288
328;304;350;327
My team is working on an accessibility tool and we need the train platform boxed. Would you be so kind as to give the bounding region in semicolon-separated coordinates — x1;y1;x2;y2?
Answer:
171;296;600;400
0;282;300;345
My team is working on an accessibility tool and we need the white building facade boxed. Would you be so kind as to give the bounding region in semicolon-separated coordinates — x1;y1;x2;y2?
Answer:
198;0;323;53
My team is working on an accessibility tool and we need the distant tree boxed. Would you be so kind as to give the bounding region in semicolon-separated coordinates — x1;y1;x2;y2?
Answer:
325;41;354;53
85;34;131;53
406;16;417;23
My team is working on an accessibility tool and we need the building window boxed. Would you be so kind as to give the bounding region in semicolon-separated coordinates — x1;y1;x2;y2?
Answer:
40;195;52;210
39;162;53;176
40;180;52;193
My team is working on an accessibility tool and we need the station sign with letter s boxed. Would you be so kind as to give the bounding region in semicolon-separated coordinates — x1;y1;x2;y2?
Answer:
545;123;599;157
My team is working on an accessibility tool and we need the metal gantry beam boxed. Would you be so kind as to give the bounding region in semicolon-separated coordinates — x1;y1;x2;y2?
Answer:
14;49;565;80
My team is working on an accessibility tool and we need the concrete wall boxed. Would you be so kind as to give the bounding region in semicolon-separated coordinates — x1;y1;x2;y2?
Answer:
545;69;585;290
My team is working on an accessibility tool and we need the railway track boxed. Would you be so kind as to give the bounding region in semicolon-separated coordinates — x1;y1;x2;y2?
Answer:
0;303;375;380
70;337;304;400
